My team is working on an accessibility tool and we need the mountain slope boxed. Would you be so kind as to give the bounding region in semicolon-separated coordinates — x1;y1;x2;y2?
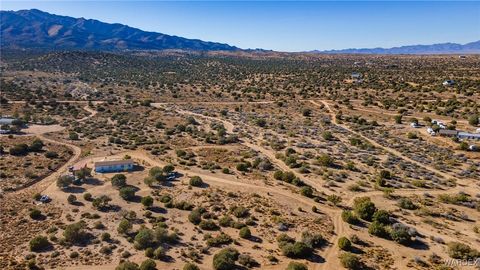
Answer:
0;9;238;51
316;41;480;54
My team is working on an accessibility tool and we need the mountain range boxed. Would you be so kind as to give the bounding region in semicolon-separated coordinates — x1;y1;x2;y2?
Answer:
316;41;480;54
0;9;237;51
1;9;479;54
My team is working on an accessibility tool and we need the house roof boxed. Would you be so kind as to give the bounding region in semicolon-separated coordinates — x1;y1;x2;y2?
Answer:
0;118;16;125
94;159;134;167
438;129;459;135
458;132;480;138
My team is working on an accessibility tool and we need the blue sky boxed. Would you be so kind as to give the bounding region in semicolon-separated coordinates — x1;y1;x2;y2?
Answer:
1;1;479;51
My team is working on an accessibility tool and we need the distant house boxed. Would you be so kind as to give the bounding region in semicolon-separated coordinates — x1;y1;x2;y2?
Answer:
459;55;466;59
469;145;478;151
476;128;480;134
438;129;459;137
94;159;134;173
442;80;455;86
351;72;362;79
427;127;435;135
410;122;420;128
458;132;480;140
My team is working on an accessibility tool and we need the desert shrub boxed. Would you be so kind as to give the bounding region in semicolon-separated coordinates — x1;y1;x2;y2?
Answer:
118;219;132;234
92;195;112;210
339;252;361;269
213;248;239;270
183;263;200;270
238;254;257;267
341;210;358;224
139;259;156;270
134;227;155;249
29;235;50;252
317;154;334;167
189;176;204;187
327;194;342;205
188;209;202;225
447;242;480;260
282;242;312;258
353;197;377;221
239;227;251;239
219;215;234;227
111;174;127;188
67;194;77;204
45;151;58;159
119;186;136;201
101;232;111;241
64;221;87;244
372;210;391;225
398;198;417;210
206;233;233;247
301;231;325;248
368;221;388;238
83;192;93;201
29;208;42;219
9;143;29;155
338;237;351;250
57;175;73;189
153;246;166;259
141;196;154;208
154;227;177;244
286;261;308;270
231;205;249;218
390;224;412;245
199;220;219;231
300;186;314;197
115;261;139;270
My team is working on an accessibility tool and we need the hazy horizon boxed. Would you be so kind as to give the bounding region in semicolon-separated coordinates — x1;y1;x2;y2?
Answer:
1;1;479;52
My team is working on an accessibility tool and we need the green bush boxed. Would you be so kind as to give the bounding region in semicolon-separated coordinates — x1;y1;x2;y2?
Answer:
141;196;154;208
239;227;251;239
368;221;388;238
183;263;200;270
139;259;156;270
29;208;42;219
188;209;202;225
338;237;351;250
111;174;127;188
63;221;87;244
286;261;308;270
339;252;361;269
134;227;155;249
447;242;480;260
372;210;390;225
353;197;377;221
199;220;219;231
300;186;313;197
390;225;411;245
341;210;358;224
115;261;139;270
398;198;417;210
119;186;136;201
213;248;239;270
117;219;132;234
206;233;233;247
153;246;166;259
282;242;312;258
189;176;204;187
29;235;50;252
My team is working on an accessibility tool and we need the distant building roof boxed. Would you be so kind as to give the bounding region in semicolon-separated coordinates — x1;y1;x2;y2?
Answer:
94;159;134;167
438;129;459;136
0;118;16;125
458;132;480;139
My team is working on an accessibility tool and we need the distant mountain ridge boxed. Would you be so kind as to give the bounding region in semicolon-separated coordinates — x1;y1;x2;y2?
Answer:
0;9;238;51
314;41;480;54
